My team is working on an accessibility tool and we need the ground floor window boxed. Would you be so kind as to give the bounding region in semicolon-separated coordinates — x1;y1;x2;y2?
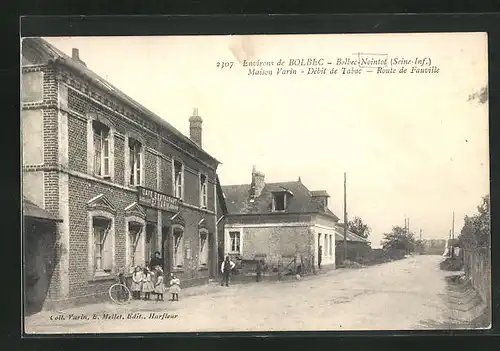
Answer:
128;222;144;267
199;230;208;267
93;216;113;274
229;231;241;253
173;227;184;269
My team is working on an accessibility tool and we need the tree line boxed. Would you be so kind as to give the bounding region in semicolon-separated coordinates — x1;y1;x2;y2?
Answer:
345;193;489;255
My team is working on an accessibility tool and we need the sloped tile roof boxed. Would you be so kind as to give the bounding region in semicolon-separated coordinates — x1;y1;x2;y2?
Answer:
23;198;62;222
24;37;220;166
334;226;370;243
221;180;340;221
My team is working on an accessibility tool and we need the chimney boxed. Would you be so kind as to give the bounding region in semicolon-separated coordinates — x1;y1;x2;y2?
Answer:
71;48;86;66
250;165;265;198
189;107;203;147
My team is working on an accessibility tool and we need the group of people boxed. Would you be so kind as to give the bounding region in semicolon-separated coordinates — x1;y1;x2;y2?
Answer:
129;251;181;302
126;253;239;301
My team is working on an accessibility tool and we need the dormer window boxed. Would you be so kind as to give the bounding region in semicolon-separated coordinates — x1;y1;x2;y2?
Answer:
273;192;286;211
272;189;293;212
311;191;330;212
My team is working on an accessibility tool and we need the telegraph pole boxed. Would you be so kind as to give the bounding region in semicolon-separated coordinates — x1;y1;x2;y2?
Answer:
451;211;455;240
408;218;410;235
343;172;348;261
419;229;422;241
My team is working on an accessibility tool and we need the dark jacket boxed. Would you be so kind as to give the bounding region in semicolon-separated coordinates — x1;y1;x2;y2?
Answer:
149;256;163;269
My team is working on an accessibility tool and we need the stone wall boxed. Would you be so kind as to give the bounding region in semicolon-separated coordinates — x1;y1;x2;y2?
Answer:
463;248;491;307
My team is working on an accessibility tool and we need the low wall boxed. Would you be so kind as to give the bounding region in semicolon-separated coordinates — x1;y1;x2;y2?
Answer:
463;248;491;307
335;242;371;265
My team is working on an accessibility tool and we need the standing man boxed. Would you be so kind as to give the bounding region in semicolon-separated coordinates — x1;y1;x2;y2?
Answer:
256;260;263;282
221;256;235;287
318;245;323;270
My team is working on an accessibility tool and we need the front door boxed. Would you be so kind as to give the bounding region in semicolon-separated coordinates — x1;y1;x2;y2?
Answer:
162;226;170;275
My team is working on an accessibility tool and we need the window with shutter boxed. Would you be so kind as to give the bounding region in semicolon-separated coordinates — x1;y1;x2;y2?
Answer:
92;121;111;178
172;228;184;268
174;161;183;199
129;138;143;186
128;222;144;267
199;231;208;266
92;217;112;274
200;174;208;208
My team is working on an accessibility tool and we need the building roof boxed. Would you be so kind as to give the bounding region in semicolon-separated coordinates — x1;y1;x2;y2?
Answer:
24;37;220;166
334;227;370;243
311;190;330;197
23;198;62;222
221;180;340;221
215;174;228;216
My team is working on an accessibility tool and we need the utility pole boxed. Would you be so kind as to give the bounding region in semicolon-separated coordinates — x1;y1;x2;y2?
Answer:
343;172;348;261
408;218;410;235
419;229;422;241
452;211;455;240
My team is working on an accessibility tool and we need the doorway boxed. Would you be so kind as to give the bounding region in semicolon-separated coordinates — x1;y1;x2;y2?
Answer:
24;220;57;316
161;226;170;275
145;223;156;266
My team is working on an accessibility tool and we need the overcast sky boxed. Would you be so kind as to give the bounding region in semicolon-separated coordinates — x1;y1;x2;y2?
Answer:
43;33;489;247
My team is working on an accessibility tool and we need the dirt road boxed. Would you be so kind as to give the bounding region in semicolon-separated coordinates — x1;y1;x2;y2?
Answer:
25;255;463;333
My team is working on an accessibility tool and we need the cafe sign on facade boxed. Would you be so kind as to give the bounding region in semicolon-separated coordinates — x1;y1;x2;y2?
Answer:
137;186;180;213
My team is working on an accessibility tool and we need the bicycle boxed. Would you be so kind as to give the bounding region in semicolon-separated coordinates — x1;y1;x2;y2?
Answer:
109;272;132;305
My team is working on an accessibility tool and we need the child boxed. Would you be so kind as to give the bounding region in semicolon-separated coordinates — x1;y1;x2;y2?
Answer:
142;268;154;301
169;273;181;301
153;267;166;301
130;266;143;300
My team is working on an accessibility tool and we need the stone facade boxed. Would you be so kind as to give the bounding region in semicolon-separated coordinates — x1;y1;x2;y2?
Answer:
21;38;220;309
224;213;336;269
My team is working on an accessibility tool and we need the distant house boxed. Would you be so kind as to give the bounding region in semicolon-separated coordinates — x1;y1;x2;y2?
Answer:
421;239;447;255
334;223;371;265
218;167;340;272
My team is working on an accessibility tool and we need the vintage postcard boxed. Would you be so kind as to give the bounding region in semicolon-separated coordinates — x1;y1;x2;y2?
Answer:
21;32;490;334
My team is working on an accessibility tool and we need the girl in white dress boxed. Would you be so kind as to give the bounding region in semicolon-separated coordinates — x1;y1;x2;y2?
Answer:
153;267;166;301
141;268;154;300
130;266;143;300
169;273;181;301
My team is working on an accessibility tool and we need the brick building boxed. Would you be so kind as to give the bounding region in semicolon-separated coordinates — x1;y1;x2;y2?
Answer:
219;167;340;273
23;197;62;315
21;38;221;309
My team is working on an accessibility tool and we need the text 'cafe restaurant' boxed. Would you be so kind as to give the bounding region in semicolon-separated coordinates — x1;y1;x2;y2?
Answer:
135;186;219;285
